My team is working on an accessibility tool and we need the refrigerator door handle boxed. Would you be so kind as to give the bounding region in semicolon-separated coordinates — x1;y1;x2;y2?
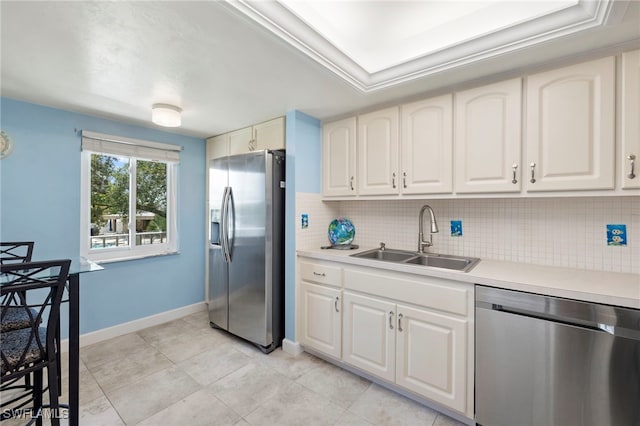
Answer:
221;186;231;264
227;187;235;262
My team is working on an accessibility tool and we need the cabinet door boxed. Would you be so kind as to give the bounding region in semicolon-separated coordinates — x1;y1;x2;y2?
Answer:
206;134;228;161
401;95;453;194
622;50;640;189
454;78;522;193
228;126;253;156
396;304;467;413
526;56;615;191
358;107;399;195
254;117;285;151
323;117;357;196
342;291;396;382
299;282;342;359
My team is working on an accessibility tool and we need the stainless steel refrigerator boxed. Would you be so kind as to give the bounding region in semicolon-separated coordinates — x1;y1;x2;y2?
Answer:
208;150;285;353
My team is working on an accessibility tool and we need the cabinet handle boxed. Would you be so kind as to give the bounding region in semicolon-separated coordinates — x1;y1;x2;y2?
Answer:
248;139;256;151
350;176;355;191
403;172;407;189
312;272;326;277
334;296;340;313
389;311;394;330
392;172;396;189
628;155;636;179
398;313;404;332
530;162;537;184
512;164;518;184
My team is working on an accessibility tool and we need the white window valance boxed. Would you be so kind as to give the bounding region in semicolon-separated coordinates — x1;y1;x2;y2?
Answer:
81;130;181;162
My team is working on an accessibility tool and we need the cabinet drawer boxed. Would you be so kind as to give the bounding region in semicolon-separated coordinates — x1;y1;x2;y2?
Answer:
300;262;342;286
344;268;469;316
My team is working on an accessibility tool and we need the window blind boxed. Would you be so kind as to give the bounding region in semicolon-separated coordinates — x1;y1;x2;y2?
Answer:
81;130;181;162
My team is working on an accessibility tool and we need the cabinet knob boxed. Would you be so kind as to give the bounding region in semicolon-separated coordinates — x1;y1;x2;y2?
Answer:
628;154;636;179
530;162;537;184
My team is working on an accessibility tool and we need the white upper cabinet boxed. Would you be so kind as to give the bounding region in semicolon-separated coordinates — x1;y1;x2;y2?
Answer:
323;117;357;196
400;95;453;194
254;117;285;151
622;50;640;189
454;78;522;193
358;107;399;195
227;126;253;156
225;117;285;157
526;57;615;191
206;134;228;161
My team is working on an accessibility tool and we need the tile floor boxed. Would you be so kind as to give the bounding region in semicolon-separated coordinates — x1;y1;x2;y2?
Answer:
4;311;468;426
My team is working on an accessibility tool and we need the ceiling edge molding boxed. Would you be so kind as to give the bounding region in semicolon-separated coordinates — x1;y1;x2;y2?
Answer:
225;0;626;93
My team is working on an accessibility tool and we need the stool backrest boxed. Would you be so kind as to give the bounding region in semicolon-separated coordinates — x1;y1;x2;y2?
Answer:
1;259;71;378
0;242;35;265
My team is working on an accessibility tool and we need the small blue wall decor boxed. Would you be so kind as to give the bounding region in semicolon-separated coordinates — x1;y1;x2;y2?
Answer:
451;220;463;237
301;214;309;229
606;224;627;246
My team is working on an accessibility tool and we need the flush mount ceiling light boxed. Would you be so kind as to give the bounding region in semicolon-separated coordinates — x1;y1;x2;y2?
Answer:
152;103;182;127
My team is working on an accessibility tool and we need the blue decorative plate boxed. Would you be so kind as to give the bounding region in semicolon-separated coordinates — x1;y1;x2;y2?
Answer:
328;218;355;245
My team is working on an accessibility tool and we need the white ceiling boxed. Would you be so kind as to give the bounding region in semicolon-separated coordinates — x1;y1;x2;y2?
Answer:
1;1;639;139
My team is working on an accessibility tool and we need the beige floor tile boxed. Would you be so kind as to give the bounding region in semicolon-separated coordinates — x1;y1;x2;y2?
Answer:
296;361;371;409
333;410;374;426
78;395;125;426
145;327;234;364
255;348;325;380
105;366;201;425
433;413;468;426
348;384;438;426
207;361;293;417
177;343;252;386
137;387;240;426
89;347;173;393
244;382;345;426
233;419;251;426
81;333;153;370
137;318;195;344
182;310;211;329
59;363;105;405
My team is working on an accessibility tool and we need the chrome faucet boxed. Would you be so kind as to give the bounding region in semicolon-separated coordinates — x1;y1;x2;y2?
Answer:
418;205;439;253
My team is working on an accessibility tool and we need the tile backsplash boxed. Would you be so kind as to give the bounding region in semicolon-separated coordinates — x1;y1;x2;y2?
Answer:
296;193;639;274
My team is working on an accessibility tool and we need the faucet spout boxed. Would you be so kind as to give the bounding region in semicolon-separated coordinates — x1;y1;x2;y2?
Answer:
418;205;439;253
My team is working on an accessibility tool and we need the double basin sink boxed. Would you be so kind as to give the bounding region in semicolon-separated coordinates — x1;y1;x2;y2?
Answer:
351;248;480;273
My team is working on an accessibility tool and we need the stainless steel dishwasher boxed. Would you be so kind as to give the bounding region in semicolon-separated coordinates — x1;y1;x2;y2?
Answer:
475;285;640;426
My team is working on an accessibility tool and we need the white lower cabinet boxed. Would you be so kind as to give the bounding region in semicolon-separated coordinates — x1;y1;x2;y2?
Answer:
395;304;467;413
342;292;396;381
299;282;342;359
297;258;474;418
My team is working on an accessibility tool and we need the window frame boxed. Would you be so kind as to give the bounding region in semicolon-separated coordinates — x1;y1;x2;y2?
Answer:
80;132;180;263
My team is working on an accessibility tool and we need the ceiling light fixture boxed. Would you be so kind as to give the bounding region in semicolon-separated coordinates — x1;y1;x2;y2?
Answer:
152;103;182;127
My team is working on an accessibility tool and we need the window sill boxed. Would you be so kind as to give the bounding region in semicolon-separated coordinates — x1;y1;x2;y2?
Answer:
89;250;180;265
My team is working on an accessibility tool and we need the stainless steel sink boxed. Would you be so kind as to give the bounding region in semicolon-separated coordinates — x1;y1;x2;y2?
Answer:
351;248;480;272
404;253;480;272
351;248;417;262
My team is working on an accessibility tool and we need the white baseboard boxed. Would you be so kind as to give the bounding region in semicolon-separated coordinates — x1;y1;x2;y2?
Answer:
60;302;207;352
281;338;303;356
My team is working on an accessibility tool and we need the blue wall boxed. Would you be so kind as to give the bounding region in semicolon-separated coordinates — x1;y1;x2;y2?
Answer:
0;98;206;337
284;110;321;341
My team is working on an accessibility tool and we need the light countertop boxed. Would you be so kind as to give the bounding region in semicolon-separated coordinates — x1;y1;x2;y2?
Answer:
297;247;640;309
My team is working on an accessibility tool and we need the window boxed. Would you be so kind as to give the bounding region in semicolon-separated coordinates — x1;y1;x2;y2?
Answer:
80;131;180;262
